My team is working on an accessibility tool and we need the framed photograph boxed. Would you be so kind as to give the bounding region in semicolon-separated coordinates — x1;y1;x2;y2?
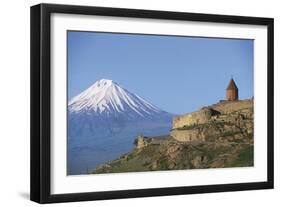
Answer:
30;3;274;203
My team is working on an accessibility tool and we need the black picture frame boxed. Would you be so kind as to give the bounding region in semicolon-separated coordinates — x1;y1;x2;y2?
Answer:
30;3;274;204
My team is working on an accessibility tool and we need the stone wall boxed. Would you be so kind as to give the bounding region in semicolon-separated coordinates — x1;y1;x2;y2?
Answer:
170;129;205;142
212;99;253;114
170;99;253;142
172;99;253;130
172;107;216;129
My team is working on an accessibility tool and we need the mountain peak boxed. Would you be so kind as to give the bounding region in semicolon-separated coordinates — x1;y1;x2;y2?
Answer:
94;79;114;87
68;79;168;117
68;79;174;140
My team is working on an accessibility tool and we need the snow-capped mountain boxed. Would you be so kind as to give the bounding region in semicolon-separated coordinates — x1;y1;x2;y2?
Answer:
68;79;173;138
69;79;164;117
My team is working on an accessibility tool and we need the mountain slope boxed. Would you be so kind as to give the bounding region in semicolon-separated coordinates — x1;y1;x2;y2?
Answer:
69;79;167;117
68;79;173;138
94;141;253;173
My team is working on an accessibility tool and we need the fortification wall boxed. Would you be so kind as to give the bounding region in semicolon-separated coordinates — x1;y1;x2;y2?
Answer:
172;108;214;129
173;100;253;130
170;129;205;142
212;99;253;114
135;136;148;149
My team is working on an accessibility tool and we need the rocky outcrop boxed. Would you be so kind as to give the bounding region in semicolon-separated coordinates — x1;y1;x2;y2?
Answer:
92;99;254;174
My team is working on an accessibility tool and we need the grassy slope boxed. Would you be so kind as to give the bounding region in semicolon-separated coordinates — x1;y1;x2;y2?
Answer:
93;141;253;174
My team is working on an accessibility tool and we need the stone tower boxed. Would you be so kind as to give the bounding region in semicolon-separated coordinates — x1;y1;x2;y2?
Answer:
226;78;238;101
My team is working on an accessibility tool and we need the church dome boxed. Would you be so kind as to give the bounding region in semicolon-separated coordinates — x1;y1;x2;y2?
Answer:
226;78;238;90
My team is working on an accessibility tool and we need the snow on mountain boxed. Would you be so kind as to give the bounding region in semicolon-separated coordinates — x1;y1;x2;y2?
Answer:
69;79;167;117
68;79;173;138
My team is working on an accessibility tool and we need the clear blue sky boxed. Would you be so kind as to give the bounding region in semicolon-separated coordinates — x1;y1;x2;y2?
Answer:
68;31;253;114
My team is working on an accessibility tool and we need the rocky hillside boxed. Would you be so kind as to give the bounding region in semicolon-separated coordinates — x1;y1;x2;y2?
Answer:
93;99;254;174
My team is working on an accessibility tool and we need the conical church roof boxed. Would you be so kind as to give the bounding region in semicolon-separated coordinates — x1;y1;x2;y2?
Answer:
226;78;238;90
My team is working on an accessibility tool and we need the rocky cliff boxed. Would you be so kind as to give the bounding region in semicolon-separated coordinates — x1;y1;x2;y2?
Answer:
93;99;254;174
